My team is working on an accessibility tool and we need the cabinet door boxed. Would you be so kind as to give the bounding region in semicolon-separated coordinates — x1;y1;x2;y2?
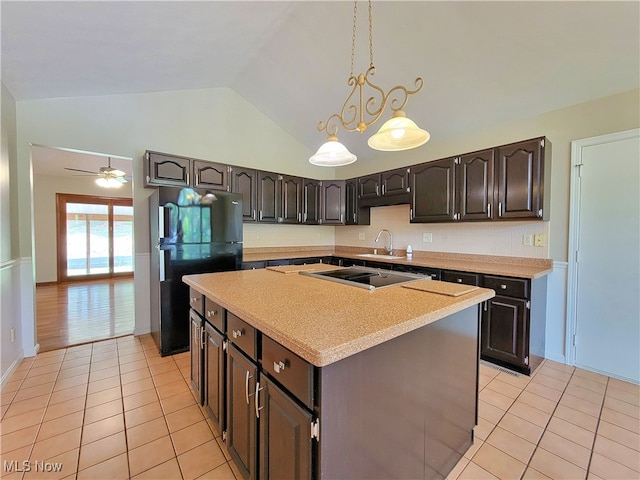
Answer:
345;178;358;225
358;174;381;198
194;160;229;191
230;167;258;222
481;296;528;369
321;180;345;225
204;323;225;432
457;150;495;221
302;179;321;225
496;138;543;219
258;376;313;480
190;311;203;404
226;344;258;480
257;171;280;223
410;158;456;222
145;151;190;187
381;168;410;196
280;175;302;224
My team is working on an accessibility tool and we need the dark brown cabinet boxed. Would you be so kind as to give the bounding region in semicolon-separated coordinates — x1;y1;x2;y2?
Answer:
258;376;313;480
381;167;410;197
480;274;546;375
321;180;345;225
194;160;229;191
280;175;302;224
302;179;321;225
190;310;203;402
456;149;495;221
358;174;381;199
410;158;456;222
230;167;258;222
495;138;548;220
204;321;225;432
226;343;258;480
257;171;281;223
145;151;191;187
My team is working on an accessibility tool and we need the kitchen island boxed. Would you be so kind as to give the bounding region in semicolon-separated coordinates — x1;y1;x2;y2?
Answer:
184;266;494;480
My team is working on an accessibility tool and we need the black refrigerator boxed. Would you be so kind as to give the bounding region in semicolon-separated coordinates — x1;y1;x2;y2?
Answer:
149;186;242;356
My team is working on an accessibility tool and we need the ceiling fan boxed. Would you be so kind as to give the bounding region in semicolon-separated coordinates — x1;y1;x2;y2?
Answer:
64;157;129;188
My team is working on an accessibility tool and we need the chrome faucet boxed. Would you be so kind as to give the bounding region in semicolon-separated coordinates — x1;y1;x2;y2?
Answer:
375;229;393;255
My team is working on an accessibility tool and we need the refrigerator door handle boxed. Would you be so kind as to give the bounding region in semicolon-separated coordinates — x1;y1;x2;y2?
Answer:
159;249;166;282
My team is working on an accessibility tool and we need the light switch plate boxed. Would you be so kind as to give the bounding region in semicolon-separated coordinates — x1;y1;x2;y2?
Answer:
523;234;533;246
422;232;433;243
534;234;546;247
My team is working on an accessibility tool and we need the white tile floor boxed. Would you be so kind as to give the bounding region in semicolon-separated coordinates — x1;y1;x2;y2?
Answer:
1;335;639;480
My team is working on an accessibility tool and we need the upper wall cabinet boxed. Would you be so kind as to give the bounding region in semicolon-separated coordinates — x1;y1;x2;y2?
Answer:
496;138;549;220
358;174;381;199
257;171;281;223
410;158;456;223
193;160;229;191
145;151;191;187
230;166;258;222
321;181;345;225
456;149;495;221
280;175;303;224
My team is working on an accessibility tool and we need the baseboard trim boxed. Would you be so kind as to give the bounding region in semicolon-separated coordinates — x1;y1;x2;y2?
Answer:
1;351;25;388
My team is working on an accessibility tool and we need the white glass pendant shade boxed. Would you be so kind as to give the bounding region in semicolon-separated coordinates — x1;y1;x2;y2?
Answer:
309;136;357;166
96;177;123;188
367;110;430;151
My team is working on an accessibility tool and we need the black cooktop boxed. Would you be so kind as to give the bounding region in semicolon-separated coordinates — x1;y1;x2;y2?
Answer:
300;266;425;290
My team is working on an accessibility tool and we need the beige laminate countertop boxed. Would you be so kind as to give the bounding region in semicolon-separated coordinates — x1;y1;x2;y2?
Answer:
183;267;494;367
242;247;553;279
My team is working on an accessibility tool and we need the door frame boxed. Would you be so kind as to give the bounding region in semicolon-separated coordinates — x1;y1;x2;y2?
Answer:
566;128;640;369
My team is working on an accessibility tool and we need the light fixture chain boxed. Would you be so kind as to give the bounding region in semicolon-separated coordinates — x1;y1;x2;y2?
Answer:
350;0;358;77
368;0;374;67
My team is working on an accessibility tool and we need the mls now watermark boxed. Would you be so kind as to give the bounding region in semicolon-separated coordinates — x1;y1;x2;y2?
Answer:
4;460;64;473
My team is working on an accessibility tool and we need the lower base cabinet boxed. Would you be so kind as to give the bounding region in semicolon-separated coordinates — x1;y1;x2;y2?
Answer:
258;376;313;479
204;322;225;432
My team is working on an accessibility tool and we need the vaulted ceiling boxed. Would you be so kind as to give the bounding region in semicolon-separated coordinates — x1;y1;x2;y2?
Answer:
3;1;639;173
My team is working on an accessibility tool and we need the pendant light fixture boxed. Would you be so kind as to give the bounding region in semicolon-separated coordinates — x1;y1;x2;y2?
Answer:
309;0;429;166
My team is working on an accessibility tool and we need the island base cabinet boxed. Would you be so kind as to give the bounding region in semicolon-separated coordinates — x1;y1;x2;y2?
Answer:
481;296;528;371
226;344;258;480
258;376;313;480
317;307;479;479
204;322;225;433
189;310;203;404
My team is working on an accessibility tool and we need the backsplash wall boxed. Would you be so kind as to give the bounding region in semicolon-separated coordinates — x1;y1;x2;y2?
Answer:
334;204;551;258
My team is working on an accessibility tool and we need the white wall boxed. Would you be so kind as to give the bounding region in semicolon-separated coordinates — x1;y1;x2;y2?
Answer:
1;83;25;384
33;173;133;283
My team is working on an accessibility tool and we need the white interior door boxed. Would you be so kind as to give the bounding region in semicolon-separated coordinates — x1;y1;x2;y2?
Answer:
569;129;640;383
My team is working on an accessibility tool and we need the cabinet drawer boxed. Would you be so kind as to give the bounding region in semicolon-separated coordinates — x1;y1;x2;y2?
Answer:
442;270;481;286
189;288;204;316
261;335;314;409
483;275;529;299
227;312;257;360
241;261;266;270
204;297;226;332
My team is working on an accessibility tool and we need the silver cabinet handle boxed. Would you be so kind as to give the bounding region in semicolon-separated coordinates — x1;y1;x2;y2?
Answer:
200;326;205;348
498;202;503;217
488;203;491;218
254;381;264;418
253;209;256;220
245;370;252;404
273;361;286;373
500;284;507;290
259;210;263;221
457;278;463;283
206;310;216;318
382;185;385;196
232;329;243;339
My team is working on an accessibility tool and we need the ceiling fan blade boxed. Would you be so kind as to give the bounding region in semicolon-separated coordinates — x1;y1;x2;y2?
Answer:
64;167;98;174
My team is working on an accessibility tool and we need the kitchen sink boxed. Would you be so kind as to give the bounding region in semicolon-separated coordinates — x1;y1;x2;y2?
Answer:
356;253;406;260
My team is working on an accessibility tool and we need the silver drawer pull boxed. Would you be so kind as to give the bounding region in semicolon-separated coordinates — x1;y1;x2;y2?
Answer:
232;329;243;339
273;360;287;373
457;278;463;283
207;310;216;317
500;284;507;290
191;297;198;303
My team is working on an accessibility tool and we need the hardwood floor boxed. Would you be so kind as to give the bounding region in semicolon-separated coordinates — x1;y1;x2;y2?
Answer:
36;277;135;352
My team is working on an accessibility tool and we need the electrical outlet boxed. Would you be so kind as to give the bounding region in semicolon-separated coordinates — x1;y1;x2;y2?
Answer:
422;232;433;243
523;234;533;246
358;232;365;240
534;234;546;247
10;327;15;343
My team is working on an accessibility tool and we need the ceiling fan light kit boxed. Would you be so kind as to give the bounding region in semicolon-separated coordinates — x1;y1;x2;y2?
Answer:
310;0;429;167
64;157;128;188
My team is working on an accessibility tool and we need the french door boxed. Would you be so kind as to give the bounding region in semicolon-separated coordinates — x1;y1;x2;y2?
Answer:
57;193;134;282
